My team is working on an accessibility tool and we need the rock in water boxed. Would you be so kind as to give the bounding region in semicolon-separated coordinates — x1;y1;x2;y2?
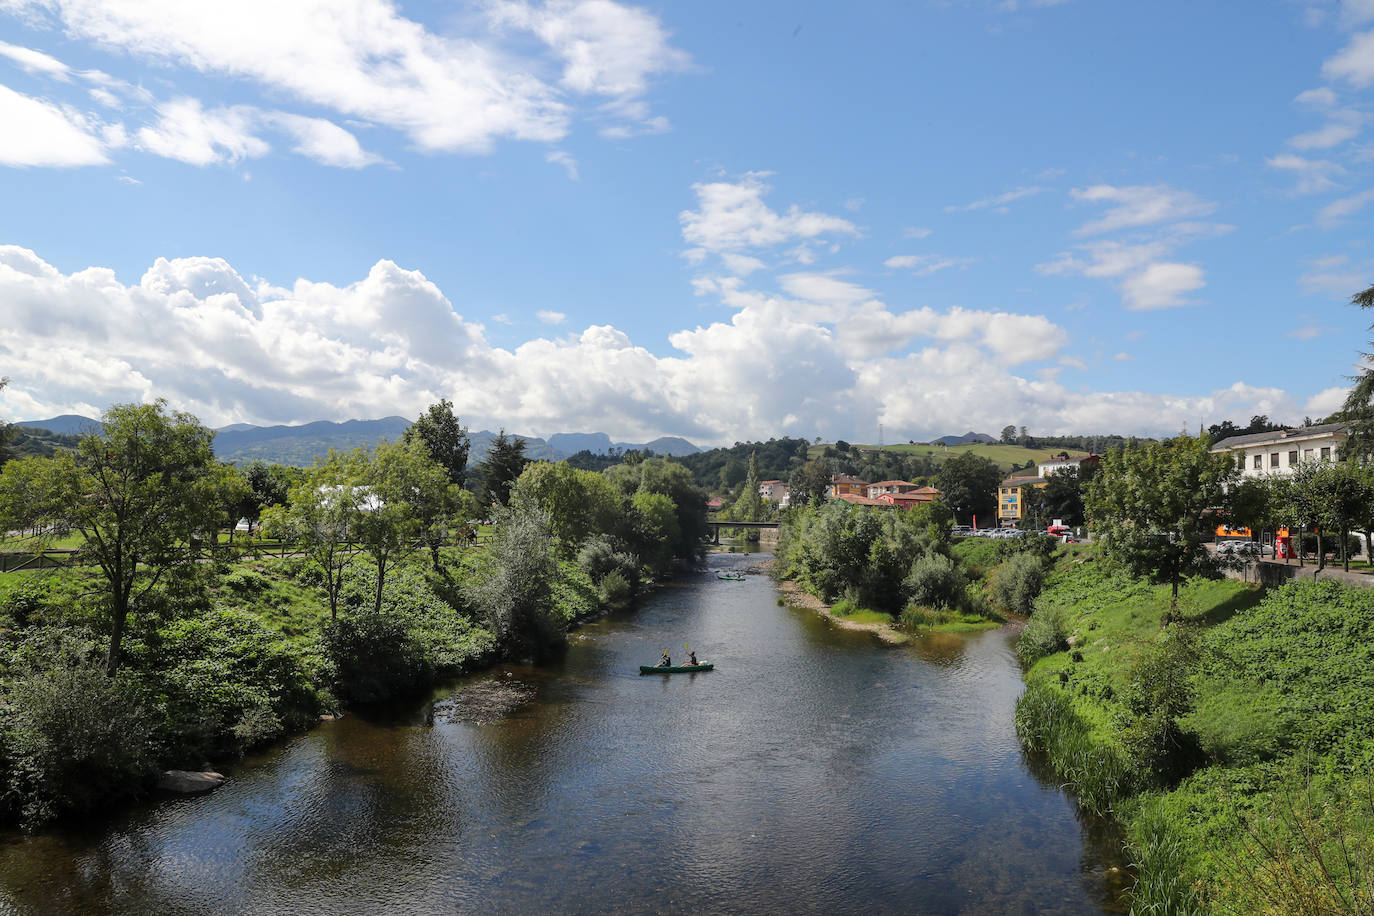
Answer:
159;770;225;794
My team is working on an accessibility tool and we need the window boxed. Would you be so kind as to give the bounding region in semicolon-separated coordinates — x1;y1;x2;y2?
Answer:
1253;454;1262;470
1321;447;1331;461
1270;452;1280;468
1304;448;1314;460
1288;450;1299;466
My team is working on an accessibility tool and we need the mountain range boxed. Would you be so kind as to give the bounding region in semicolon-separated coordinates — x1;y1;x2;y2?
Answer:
13;416;700;467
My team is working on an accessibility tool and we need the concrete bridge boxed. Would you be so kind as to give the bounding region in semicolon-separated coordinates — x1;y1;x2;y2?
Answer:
704;519;779;544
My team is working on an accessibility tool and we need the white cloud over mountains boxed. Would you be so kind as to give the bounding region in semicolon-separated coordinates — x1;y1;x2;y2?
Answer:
0;245;1341;444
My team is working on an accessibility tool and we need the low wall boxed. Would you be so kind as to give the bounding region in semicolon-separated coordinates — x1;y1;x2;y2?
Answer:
1221;558;1374;590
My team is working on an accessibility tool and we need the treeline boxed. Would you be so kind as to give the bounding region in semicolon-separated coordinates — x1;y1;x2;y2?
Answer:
670;437;813;491
0;400;706;827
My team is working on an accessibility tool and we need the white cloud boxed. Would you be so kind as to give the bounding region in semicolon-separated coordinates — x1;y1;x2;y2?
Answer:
943;185;1046;213
679;173;859;254
0;245;1348;444
1113;352;1134;361
545;149;578;179
1118;262;1205;310
135;98;268;166
1289;121;1360;150
267;112;382;168
1324;29;1374;87
4;0;688;155
903;226;933;239
1304;385;1350;415
883;254;974;275
537;309;567;324
0;41;70;79
0;82;109;166
1069;184;1216;235
1316;188;1374;228
1267;153;1345;194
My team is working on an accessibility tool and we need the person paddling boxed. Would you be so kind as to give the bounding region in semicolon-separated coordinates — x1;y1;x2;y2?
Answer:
658;651;671;667
687;650;699;667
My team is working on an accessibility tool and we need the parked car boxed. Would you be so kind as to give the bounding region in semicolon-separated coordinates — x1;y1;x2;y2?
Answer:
1216;541;1272;558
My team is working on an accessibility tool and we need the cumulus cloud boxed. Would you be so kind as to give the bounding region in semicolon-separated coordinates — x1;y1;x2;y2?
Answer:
0;245;1348;444
679;173;859;254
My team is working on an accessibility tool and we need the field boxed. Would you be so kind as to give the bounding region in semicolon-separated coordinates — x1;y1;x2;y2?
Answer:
809;441;1069;473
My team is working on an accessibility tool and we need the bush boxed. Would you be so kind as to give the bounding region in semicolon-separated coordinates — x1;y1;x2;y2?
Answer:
600;569;632;608
7;661;158;824
904;553;967;610
990;553;1047;616
1119;626;1204;787
322;611;434;705
1016;606;1070;666
1180;681;1296;766
576;536;640;593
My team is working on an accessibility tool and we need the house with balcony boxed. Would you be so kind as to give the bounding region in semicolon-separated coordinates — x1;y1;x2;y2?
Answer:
1209;422;1349;479
829;474;869;498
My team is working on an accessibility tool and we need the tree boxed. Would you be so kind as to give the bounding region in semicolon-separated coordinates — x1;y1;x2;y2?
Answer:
1085;436;1238;621
476;429;528;508
935;452;1000;526
1341;282;1374;461
730;451;765;524
1287;461;1372;572
1040;464;1094;527
1000;425;1017;444
465;495;560;659
260;452;360;621
511;461;626;553
788;458;832;507
402;398;470;487
0;401;226;673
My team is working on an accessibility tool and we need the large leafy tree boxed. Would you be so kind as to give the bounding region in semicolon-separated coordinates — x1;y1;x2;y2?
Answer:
787;458;832;508
476;429;529;508
1340;283;1374;460
510;462;626;554
1085;435;1238;621
260;453;359;621
0;401;226;673
402;398;470;488
934;451;1000;526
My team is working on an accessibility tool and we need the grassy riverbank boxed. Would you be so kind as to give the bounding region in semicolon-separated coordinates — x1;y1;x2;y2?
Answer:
1015;554;1374;913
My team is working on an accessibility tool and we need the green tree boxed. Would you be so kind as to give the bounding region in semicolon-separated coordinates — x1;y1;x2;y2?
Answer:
465;495;560;659
1040;464;1094;527
0;401;225;673
1085;436;1238;621
788;457;832;507
476;429;528;508
349;439;451;614
1340;282;1374;460
511;461;626;553
402;398;470;487
259;452;359;620
935;451;1000;526
729;451;765;524
1000;424;1017;444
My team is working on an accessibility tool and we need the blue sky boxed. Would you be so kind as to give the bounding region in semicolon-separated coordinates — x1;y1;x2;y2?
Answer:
1;0;1372;445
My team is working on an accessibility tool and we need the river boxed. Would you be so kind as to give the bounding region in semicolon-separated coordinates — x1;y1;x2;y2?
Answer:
0;552;1127;914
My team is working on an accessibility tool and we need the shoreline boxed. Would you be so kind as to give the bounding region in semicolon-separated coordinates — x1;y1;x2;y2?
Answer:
773;577;911;645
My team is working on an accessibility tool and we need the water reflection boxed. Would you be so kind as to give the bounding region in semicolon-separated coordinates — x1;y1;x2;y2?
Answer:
0;554;1126;914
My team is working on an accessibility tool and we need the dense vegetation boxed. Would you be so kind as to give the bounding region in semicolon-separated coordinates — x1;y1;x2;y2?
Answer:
0;401;707;828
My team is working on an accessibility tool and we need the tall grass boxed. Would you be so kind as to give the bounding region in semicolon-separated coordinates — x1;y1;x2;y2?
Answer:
1014;681;1131;816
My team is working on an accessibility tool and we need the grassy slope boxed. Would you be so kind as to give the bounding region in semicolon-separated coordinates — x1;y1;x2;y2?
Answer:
1022;557;1374;912
809;442;1066;473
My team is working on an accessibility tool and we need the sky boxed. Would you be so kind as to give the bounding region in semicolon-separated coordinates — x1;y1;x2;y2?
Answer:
1;0;1372;446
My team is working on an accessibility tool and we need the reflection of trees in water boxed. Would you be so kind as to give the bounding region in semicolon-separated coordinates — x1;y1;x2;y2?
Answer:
1020;747;1134;913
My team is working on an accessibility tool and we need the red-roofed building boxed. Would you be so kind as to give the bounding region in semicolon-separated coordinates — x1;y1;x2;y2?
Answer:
829;474;868;498
866;480;917;499
758;479;789;503
876;486;941;510
834;492;885;507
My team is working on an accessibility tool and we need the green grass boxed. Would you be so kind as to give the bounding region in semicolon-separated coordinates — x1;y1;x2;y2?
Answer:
809;441;1066;472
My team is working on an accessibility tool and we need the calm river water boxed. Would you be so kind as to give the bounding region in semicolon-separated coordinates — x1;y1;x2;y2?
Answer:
0;552;1127;914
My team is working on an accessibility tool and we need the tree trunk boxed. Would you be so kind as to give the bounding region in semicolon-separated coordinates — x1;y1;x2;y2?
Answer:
1317;528;1326;572
106;584;129;675
1297;526;1305;567
1343;526;1350;573
1167;577;1179;625
374;557;387;615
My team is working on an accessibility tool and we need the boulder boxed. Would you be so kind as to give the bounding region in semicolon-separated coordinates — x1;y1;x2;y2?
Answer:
159;769;225;794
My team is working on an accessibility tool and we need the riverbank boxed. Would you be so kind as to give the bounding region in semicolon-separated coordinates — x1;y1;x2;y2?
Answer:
1014;556;1374;913
775;577;911;645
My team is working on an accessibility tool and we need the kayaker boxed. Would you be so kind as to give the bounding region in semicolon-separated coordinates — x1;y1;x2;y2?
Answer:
687;650;699;667
658;651;671;667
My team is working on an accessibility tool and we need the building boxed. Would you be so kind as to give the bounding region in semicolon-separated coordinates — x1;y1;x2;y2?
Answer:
866;479;917;499
829;474;868;498
758;480;789;503
834;492;885;507
997;475;1046;527
876;486;941;510
1209;423;1348;479
1037;453;1100;479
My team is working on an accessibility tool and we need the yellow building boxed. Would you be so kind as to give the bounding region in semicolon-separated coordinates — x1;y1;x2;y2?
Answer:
997;475;1046;527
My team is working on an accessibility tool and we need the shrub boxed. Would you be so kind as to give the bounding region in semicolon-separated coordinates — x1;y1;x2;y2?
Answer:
577;536;641;593
1119;626;1204;787
1180;681;1296;766
7;662;158;824
322;611;434;705
904;553;967;610
600;569;632;608
1016;606;1070;666
990;553;1047;616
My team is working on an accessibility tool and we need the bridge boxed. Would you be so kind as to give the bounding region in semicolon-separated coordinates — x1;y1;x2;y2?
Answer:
704;519;780;544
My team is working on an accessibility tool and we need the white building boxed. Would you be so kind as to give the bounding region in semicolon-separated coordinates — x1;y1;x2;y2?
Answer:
1209;423;1348;479
1037;454;1100;479
759;480;789;503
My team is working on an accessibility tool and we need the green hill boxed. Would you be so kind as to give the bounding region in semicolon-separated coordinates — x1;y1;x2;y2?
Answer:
810;442;1071;474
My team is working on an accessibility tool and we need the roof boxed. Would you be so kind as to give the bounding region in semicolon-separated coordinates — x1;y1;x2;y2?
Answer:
913;486;940;495
1000;475;1045;487
1040;453;1098;466
758;479;783;485
834;493;885;506
1210;422;1348;452
868;479;915;488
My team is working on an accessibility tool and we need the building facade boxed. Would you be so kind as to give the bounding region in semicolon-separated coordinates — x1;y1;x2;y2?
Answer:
998;475;1046;527
1209;423;1348;479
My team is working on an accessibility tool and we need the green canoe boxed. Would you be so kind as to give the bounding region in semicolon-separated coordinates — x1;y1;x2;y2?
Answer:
715;572;745;580
639;664;714;674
